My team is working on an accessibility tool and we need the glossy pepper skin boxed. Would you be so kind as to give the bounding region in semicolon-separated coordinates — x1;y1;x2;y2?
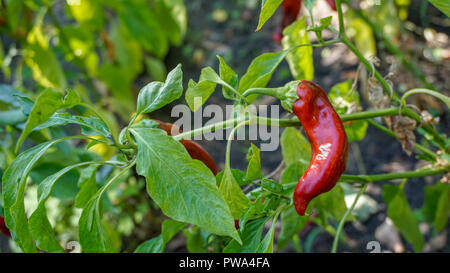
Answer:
292;81;348;216
155;120;218;175
273;0;302;43
0;216;11;237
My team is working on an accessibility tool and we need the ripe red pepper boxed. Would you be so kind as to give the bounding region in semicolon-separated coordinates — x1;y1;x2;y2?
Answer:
155;120;218;175
326;0;337;11
291;81;348;215
273;0;302;43
0;216;11;238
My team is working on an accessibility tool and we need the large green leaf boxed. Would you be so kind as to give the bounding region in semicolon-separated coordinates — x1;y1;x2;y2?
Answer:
130;128;241;243
137;64;183;115
383;183;425;252
281;17;314;81
2;138;70;252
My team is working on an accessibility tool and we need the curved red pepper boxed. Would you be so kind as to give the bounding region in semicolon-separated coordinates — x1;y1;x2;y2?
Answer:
155;120;218;175
291;81;348;216
0;216;11;238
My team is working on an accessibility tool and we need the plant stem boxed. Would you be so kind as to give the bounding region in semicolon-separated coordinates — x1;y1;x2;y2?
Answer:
367;119;438;160
335;0;346;36
352;9;436;90
225;120;250;168
331;183;367;253
339;166;449;184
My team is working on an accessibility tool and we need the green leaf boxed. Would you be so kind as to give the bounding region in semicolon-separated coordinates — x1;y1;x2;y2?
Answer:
153;0;187;46
137;64;183;115
78;195;115;253
245;143;263;181
423;183;450;232
280;162;307;185
185;67;229;111
277;206;308;250
280;127;311;166
256;215;278;253
66;0;104;29
217;56;239;100
134;236;164;253
118;0;168;58
282;17;314;81
130;128;241;243
25;22;67;90
29;161;113;253
35;112;110;138
223;217;269;253
256;0;283;31
184;226;210;253
383;183;425;252
2;138;68;252
16;89;80;152
216;168;251;187
145;56;167;82
75;165;99;209
429;0;450;17
328;81;368;142
261;179;283;193
238;51;288;102
312;185;350;223
345;11;377;58
109;22;143;79
219;166;251;220
134;219;187;253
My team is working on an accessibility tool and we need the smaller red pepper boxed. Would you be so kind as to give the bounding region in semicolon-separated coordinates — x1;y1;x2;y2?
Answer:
326;0;337;11
273;0;302;43
155;120;218;175
0;216;11;238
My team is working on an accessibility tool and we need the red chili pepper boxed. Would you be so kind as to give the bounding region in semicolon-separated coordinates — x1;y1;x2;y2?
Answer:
273;0;302;43
291;81;348;216
326;0;337;11
0;216;11;238
155;120;218;175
